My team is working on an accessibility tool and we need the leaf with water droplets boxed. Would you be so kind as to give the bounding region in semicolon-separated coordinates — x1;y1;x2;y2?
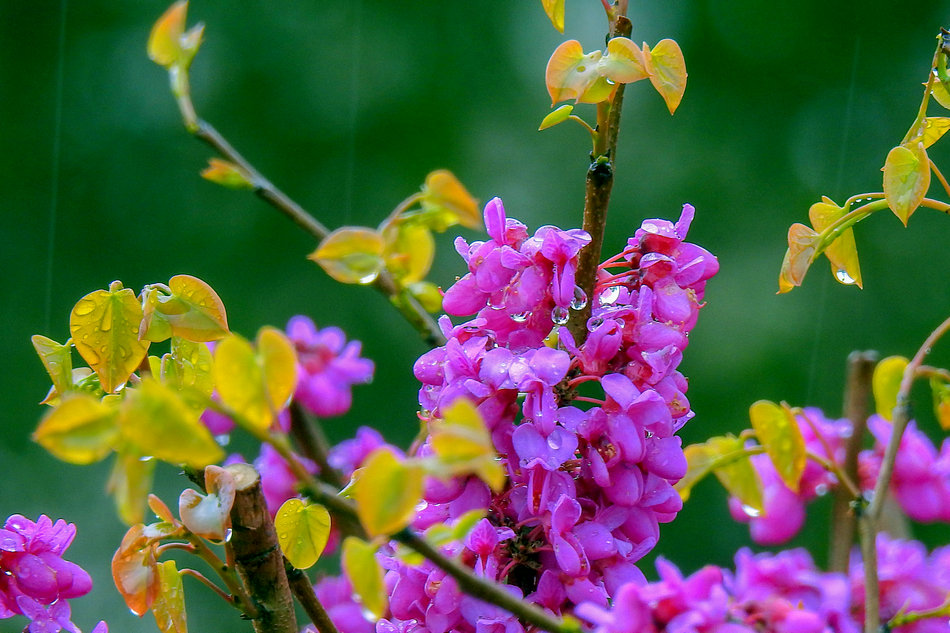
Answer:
32;335;74;401
275;499;331;570
32;394;119;464
778;223;820;293
341;537;386;619
807;200;862;289
354;448;423;537
112;524;160;616
539;0;565;32
419;170;481;231
643;39;687;114
309;227;385;285
70;282;150;393
429;398;505;492
883;143;930;226
119;378;224;468
141;276;229;343
108;448;157;526
872;356;909;420
921;117;950;148
162;337;214;397
545;40;614;105
749;400;805;493
597;38;649;85
152;560;187;633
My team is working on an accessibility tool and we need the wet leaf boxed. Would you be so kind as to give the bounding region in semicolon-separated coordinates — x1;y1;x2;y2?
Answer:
808;201;862;288
539;0;565;33
539;104;574;131
200;158;253;189
381;220;435;285
309;227;385;285
883;143;930;226
930;375;950;431
354;447;423;537
748;400;806;493
112;524;160;616
179;465;235;541
420;170;481;230
275;499;332;570
120;378;224;468
162;337;214;397
429;399;505;492
341;537;385;619
778;223;819;293
152;560;187;633
141;276;229;343
149;494;177;525
597;38;649;85
109;448;157;526
545;40;614;105
69;281;150;393
921;117;950;148
644;39;687;114
32;394;118;464
872;356;909;420
32;335;73;399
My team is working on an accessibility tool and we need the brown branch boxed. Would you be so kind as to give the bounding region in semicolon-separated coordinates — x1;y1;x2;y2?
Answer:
289;401;346;489
226;463;298;633
285;562;341;633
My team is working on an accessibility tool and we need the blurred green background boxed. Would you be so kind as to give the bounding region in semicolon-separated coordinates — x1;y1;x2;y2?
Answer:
4;1;950;631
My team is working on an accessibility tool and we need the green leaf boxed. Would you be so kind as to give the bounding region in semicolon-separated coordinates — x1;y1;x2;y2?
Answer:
872;356;909;420
429;399;505;492
808;200;862;288
341;537;386;619
108;448;157;525
275;499;332;570
778;223;820;293
933;76;950;109
545;40;614;105
354;447;423;537
930;375;950;431
597;38;649;85
32;335;74;400
162;337;214;397
644;39;687;114
539;105;574;131
212;328;297;432
69;281;150;393
141;275;229;343
419;170;481;231
309;227;386;285
748;400;806;493
119;378;224;468
200;158;254;189
883;143;930;226
32;394;118;464
152;560;187;633
381;220;435;285
539;0;565;33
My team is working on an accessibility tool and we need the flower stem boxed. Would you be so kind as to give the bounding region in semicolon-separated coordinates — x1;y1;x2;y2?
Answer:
285;561;341;633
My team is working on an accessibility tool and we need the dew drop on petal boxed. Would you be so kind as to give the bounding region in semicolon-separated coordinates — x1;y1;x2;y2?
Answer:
511;312;530;323
551;306;569;325
586;317;604;332
571;286;588;310
598;285;621;306
214;434;230;446
741;504;761;518
814;483;829;497
835;269;856;285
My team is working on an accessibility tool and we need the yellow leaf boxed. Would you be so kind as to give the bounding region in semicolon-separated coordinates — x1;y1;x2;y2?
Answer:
152;560;187;633
922;117;950;148
354;448;423;537
808;201;862;288
421;170;481;230
932;76;950;109
108;448;157;526
872;356;909;420
148;1;188;67
707;435;763;514
545;40;615;105
341;537;386;619
69;282;150;393
32;335;74;399
644;39;687;114
883;143;930;226
430;399;505;492
675;443;716;501
162;337;214;397
539;105;574;131
381;220;435;285
598;38;649;85
778;223;819;293
539;0;565;33
120;378;224;468
309;227;385;285
930;376;950;431
32;394;118;464
748;400;806;493
257;327;298;421
201;158;254;189
275;499;332;569
141;276;229;343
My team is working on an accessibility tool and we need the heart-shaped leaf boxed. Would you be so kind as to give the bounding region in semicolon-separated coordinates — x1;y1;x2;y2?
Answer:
778;223;820;293
598;38;649;85
539;0;565;33
545;40;614;105
883;143;930;226
275;499;332;569
32;335;74;399
872;356;909;420
644;39;687;114
341;537;386;618
808;201;862;288
32;394;118;464
309;227;385;285
354;448;423;537
749;400;806;493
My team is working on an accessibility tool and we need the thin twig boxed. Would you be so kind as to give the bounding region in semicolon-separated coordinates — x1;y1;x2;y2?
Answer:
289;401;346;489
285;562;341;633
180;568;235;606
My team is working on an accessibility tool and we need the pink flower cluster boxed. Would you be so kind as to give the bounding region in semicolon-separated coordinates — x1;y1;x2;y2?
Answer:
0;515;104;633
366;196;718;631
577;534;950;633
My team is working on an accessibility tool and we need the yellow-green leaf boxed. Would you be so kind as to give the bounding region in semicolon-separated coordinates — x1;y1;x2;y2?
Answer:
407;281;442;313
162;337;214;397
258;326;298;417
807;201;862;288
644;39;687;114
707;435;763;514
147;1;203;71
778;223;820;293
309;227;385;285
675;442;716;502
152;560;187;633
275;499;332;570
108;448;157;525
120;378;224;468
32;335;74;399
381;220;435;285
539;105;574;131
69;281;150;393
141;276;229;343
872;356;909;420
341;537;386;619
420;170;481;231
200;158;254;190
922;117;950;148
32;394;118;464
545;40;614;105
930;375;950;431
932;76;950;109
598;38;649;85
748;400;806;493
354;448;423;537
883;143;930;226
429;399;505;492
539;0;565;33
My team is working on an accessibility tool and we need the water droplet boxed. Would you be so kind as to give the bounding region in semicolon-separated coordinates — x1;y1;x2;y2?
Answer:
73;300;96;317
510;312;530;323
644;430;655;438
214;434;231;446
741;504;761;518
571;286;588;310
487;294;505;310
224;528;233;543
835;269;856;285
139;455;154;463
357;271;380;284
551;306;569;325
814;483;829;497
598;285;621;306
587;317;604;332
